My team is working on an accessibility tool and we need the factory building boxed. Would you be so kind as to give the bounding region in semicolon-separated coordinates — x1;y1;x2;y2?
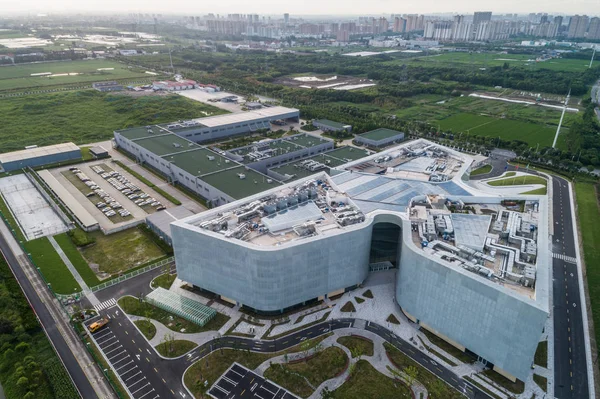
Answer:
312;119;352;132
0;143;81;172
171;140;549;382
224;134;334;174
354;128;405;148
118;106;299;144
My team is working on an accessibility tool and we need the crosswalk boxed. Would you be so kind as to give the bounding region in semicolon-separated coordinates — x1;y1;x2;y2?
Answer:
553;253;578;264
94;298;117;312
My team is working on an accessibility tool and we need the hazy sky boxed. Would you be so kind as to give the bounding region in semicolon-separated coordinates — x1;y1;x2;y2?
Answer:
0;0;598;16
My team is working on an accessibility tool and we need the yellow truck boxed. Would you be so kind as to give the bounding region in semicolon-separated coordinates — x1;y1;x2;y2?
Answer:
89;317;109;333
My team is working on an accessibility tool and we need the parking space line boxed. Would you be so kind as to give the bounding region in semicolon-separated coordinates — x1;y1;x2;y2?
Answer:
94;330;112;339
137;389;156;399
125;371;142;381
98;336;117;346
128;377;146;388
105;345;124;356
108;350;127;360
116;360;134;371
120;366;138;376
112;355;131;366
102;340;120;350
131;383;151;395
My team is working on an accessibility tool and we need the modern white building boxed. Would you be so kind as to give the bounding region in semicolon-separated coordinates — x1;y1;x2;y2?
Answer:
171;139;549;382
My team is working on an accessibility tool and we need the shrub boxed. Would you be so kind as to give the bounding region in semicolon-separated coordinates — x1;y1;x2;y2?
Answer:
67;228;95;247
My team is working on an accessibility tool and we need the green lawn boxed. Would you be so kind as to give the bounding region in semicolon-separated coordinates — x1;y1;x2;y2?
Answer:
402;52;592;73
155;340;197;358
24;237;82;295
0;90;228;152
0;59;150;91
340;301;356;312
337;336;374;357
482;369;524;394
53;232;101;287
533;374;548;392
118;296;230;334
134;320;157;340
384;343;463;399
264;347;348;398
470;164;492;176
151;273;177;290
333;360;412;399
487;175;547;187
437;113;557;147
575;183;600;349
534;341;548;368
421;329;475;364
81;227;167;275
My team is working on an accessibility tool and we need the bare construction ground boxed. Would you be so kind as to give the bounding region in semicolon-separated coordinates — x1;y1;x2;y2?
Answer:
0;174;68;240
276;74;376;91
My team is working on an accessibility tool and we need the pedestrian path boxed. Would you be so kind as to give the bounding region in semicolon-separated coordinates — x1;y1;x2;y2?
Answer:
552;253;577;264
95;298;117;312
48;235;100;306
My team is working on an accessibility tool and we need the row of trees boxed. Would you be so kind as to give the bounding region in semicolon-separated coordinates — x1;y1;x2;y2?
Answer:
0;258;79;398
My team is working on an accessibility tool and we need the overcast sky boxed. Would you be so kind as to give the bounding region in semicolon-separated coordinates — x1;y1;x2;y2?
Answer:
0;0;598;16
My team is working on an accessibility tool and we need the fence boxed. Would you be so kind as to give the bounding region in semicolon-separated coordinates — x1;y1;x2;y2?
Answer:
90;256;174;293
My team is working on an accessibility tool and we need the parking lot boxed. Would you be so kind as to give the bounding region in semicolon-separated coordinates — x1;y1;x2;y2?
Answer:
86;305;166;399
209;363;299;399
50;161;176;233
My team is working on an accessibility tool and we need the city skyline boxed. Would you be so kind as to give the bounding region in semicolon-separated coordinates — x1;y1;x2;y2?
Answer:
0;0;598;17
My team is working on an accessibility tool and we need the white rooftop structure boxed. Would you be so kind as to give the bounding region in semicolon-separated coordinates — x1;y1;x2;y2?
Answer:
0;142;80;164
191;106;299;128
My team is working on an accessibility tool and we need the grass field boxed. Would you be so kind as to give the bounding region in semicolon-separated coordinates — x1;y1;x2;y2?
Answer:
487;175;547;187
264;347;347;398
24;237;82;295
333;360;412;399
398;52;592;73
0;60;150;91
0;90;228;152
437;113;557;147
575;183;600;350
155;340;197;358
337;336;374;357
81;227;166;275
471;164;492;176
134;320;157;340
54;232;101;287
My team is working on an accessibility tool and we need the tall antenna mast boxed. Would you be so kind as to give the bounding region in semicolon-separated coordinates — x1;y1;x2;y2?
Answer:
590;48;596;69
552;88;570;148
169;48;174;74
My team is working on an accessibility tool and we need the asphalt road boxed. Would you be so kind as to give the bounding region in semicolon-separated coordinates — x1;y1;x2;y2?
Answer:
551;176;589;399
86;305;188;399
0;229;98;398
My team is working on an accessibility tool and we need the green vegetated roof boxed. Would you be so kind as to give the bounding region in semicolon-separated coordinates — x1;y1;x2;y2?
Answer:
201;166;281;199
326;146;372;162
359;128;404;141
282;134;330;148
314;119;349;129
134;134;199;156
116;125;166;140
162;148;234;176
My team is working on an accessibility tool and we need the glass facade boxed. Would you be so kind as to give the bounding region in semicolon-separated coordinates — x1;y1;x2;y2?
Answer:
369;222;401;266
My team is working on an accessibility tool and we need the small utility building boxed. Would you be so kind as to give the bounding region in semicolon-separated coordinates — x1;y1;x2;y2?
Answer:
355;128;405;148
0;143;81;172
312;119;352;132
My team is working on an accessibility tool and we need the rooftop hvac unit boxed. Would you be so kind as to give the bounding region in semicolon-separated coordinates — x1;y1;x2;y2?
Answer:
267;179;273;183
225;160;230;163
207;155;215;161
238;173;246;180
173;143;181;148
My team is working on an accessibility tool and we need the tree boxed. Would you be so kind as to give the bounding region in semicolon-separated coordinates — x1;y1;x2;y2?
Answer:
350;347;363;361
300;340;312;361
162;333;175;354
404;365;419;386
321;386;336;399
428;379;447;399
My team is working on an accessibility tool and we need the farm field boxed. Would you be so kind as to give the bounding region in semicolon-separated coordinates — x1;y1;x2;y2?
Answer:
0;90;228;152
437;113;557;147
0;59;151;91
394;52;593;72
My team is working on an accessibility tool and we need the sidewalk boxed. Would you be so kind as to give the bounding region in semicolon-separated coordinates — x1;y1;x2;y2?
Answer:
48;235;99;306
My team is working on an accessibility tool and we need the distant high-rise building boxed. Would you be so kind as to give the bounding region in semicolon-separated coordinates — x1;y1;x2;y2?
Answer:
393;17;406;33
588;17;600;40
337;30;350;42
473;11;492;26
284;13;289;25
405;14;424;32
554;16;564;26
567;15;589;38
